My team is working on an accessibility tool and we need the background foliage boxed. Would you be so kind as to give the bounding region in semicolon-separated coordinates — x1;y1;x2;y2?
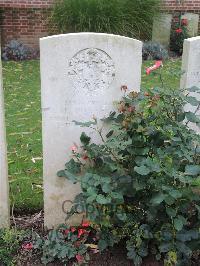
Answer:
51;0;161;40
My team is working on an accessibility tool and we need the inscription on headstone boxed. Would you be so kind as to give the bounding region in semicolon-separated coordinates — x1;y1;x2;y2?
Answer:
40;33;142;228
0;50;9;228
68;48;115;92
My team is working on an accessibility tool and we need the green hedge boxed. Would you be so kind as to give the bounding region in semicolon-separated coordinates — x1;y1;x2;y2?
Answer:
51;0;161;40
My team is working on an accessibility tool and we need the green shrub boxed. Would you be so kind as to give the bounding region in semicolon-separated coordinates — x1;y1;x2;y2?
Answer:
58;83;200;265
33;223;92;265
51;0;161;40
143;41;169;61
170;16;189;55
0;229;24;266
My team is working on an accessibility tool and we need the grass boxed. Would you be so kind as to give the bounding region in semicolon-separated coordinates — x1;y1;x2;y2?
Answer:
3;58;182;213
3;61;43;213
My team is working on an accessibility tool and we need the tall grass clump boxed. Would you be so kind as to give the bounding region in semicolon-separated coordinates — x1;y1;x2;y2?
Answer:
51;0;161;40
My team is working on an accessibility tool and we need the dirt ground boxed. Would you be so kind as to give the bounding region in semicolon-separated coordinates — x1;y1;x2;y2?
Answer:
12;212;199;266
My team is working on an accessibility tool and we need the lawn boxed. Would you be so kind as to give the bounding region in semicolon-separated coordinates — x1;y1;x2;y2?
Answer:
3;58;182;213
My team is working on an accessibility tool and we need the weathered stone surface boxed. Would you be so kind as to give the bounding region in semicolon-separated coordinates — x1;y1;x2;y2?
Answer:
181;13;199;37
40;33;142;228
152;14;172;47
181;36;200;133
0;50;9;228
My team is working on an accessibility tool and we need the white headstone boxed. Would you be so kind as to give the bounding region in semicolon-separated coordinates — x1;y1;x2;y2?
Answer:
152;14;172;47
181;36;200;133
0;51;9;228
181;13;199;37
40;33;142;228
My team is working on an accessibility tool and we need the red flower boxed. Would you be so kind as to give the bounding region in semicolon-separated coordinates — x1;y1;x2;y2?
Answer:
82;155;88;160
82;220;90;227
22;243;33;250
76;254;84;264
78;228;87;238
175;28;182;34
127;106;135;113
64;229;70;235
71;227;76;233
181;18;188;26
146;60;163;75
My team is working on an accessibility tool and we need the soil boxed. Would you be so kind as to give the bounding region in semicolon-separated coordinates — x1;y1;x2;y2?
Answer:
12;211;199;266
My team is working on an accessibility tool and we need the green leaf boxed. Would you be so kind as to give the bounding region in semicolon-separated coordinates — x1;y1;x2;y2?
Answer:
159;242;173;253
166;207;177;218
106;130;114;138
96;195;111;204
185;112;199;123
164;196;175;205
169;189;182;199
174;218;183;231
57;170;77;183
116;212;127;221
80;132;91;145
186;96;200;106
57;170;67;177
188;86;200;93
176;229;199;242
65;159;81;174
185;165;200;176
151;193;165;205
134;165;150;175
177;112;185;122
176;242;192;257
98;239;108;251
102;183;111;193
86;195;96;203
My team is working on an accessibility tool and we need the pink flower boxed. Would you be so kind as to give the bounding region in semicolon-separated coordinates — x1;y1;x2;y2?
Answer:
71;227;76;233
181;18;188;26
64;229;70;235
146;60;163;75
76;254;84;264
175;28;182;33
82;220;90;227
78;228;87;238
70;143;78;153
22;243;33;250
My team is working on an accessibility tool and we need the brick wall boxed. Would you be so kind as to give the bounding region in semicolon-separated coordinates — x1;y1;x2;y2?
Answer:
163;0;200;11
0;0;54;49
163;0;200;32
0;0;199;50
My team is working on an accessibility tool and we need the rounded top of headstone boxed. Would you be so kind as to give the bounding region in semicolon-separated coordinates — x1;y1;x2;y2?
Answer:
40;32;142;45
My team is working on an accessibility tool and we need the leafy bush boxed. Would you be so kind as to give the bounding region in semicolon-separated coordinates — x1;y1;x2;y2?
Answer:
2;40;39;61
143;41;169;61
51;0;161;40
0;228;24;266
170;16;189;55
58;83;200;265
33;222;93;265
